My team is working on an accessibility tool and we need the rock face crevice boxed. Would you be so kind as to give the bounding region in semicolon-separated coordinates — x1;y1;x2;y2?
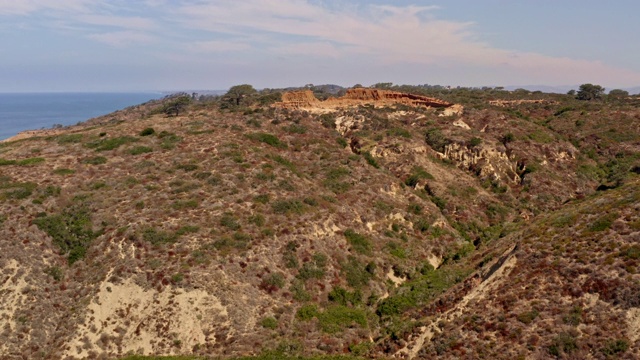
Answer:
274;89;457;111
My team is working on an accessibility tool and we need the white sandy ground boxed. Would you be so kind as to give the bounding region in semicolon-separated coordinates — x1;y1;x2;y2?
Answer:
64;273;229;359
0;259;30;354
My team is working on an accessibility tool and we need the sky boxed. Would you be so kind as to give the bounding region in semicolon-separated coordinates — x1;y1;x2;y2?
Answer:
1;0;639;92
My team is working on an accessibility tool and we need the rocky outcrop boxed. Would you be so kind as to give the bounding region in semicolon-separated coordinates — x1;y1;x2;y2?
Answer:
440;142;521;185
278;90;321;109
489;99;557;107
274;89;460;113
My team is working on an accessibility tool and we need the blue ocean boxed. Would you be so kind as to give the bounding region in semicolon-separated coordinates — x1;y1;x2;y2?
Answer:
0;93;162;141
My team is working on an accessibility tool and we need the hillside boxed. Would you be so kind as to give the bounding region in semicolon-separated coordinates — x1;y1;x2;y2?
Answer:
0;86;639;359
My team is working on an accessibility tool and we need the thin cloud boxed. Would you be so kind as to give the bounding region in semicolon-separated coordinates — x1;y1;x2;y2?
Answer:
0;0;92;15
173;0;640;86
87;31;155;47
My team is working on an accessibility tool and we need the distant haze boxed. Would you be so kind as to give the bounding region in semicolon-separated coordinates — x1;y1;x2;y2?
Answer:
1;1;639;92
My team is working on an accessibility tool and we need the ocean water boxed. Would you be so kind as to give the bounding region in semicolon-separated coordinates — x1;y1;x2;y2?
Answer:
0;92;162;141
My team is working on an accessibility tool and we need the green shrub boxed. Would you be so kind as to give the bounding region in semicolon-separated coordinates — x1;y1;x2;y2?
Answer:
82;156;107;165
260;272;285;293
33;205;98;265
407;203;422;215
414;218;430;233
601;339;629;356
285;124;307;134
468;137;482;147
141;227;178;245
139;127;155;136
342;256;372;288
171;273;184;283
176;163;198;172
0;180;37;200
290;280;311;301
336;137;348;148
17;157;45;166
85;136;138;151
249;214;265;227
343;229;372;255
387;242;407;258
297;261;325;281
272;199;305;214
254;194;270;204
387;127;412;138
362;151;379;168
517;309;539;324
171;199;199;209
318;305;367;333
296;304;319;321
246;132;287;148
129;146;153;155
158;131;182;149
220;212;241;230
549;332;577;356
589;212;618;232
377;268;469;317
405;166;434;187
175;225;200;236
260;317;278;330
43;266;64;281
53;168;75;175
56;134;83;144
425;128;450;152
328;287;362;306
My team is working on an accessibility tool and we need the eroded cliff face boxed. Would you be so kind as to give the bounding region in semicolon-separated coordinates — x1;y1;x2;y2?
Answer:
274;89;460;113
440;142;521;185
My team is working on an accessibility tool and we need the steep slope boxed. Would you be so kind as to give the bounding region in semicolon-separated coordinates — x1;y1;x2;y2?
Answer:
0;88;638;359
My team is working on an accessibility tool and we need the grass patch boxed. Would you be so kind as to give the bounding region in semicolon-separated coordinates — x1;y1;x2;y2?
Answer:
82;156;107;165
387;127;412;138
377;267;470;316
324;167;351;193
318;305;368;333
0;157;45;166
343;229;372;255
33;205;98;265
56;134;84;144
140;227;178;246
85;136;138;151
53;168;75;175
588;212;618;232
0;179;37;200
129;146;153;155
272;199;305;214
17;157;45;166
171;199;199;210
362;151;379;168
246;132;287;148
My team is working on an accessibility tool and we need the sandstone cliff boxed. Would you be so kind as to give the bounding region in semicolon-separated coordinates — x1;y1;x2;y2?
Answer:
274;88;458;113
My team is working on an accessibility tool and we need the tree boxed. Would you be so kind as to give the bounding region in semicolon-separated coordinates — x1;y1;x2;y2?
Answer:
608;89;629;98
162;94;192;116
575;83;605;101
224;84;257;107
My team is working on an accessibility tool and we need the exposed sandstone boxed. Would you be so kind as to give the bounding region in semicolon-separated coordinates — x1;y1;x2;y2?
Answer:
489;99;558;107
274;89;460;114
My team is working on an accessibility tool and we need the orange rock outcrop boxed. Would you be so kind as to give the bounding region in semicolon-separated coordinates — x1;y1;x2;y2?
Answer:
274;88;454;110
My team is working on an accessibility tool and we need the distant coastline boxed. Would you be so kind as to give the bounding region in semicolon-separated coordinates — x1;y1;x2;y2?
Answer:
0;92;161;141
